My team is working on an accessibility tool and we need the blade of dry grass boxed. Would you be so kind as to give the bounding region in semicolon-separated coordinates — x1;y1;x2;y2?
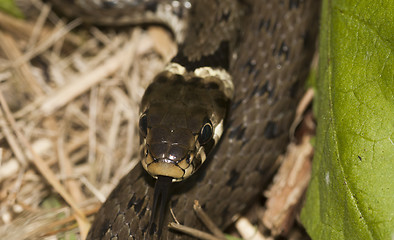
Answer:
0;31;43;95
0;91;88;223
169;222;223;240
38;41;129;116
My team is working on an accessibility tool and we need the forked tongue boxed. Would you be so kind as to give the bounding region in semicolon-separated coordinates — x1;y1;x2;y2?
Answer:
148;176;172;239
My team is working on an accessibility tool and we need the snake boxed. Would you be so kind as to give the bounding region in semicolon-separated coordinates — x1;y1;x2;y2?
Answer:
50;0;320;239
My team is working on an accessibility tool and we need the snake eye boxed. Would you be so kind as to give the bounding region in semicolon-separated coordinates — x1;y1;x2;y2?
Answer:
198;121;213;145
139;113;148;137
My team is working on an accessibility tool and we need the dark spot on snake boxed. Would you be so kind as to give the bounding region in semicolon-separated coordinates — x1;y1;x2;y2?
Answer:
226;170;240;188
250;85;259;97
141;223;149;235
268;86;275;98
272;20;278;33
258;18;271;31
358;155;362;161
194;21;204;33
127;195;145;214
190;76;202;84
230;99;242;111
289;0;301;9
155;75;168;83
273;41;289;60
220;10;231;21
138;206;147;219
251;69;261;82
170;198;179;208
149;222;157;235
214;97;227;109
264;121;279;139
228;124;246;140
290;80;301;98
205;81;219;89
278;41;290;60
220;206;230;223
101;0;117;8
303;30;314;49
92;216;112;239
134;197;145;214
145;2;158;12
172;41;230;71
172;74;185;84
241;138;248;147
257;81;274;97
237;127;245;140
127;195;136;209
258;18;264;31
265;19;272;32
228;124;241;139
245;59;256;74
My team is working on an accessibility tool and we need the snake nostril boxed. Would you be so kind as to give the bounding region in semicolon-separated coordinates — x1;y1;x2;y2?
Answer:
186;154;191;164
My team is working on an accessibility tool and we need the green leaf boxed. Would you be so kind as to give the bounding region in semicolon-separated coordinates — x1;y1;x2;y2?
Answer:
41;196;62;209
225;235;243;240
301;0;394;239
0;0;24;18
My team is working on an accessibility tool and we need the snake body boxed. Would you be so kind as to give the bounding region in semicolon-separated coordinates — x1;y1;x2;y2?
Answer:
51;0;320;239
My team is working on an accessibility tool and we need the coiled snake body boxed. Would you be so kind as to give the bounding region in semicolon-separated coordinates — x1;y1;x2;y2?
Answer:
51;0;320;239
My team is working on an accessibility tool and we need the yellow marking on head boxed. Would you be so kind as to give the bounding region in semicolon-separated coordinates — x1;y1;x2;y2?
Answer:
165;63;186;75
196;146;206;164
194;67;234;99
183;165;193;179
213;120;224;142
147;162;184;181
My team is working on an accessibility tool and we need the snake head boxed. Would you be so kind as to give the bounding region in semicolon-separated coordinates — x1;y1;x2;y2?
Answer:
137;63;232;238
138;66;232;182
139;112;214;181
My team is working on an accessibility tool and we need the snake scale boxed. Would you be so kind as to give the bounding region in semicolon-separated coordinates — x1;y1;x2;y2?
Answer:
50;0;320;239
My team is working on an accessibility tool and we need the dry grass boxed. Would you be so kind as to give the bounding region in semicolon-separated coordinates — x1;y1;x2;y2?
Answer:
0;2;175;239
0;2;315;239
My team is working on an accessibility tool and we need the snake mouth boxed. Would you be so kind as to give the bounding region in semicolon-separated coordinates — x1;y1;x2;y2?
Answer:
142;157;194;181
140;142;196;181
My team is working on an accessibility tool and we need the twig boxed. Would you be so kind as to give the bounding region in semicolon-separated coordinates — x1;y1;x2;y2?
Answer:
168;222;223;240
0;91;88;223
193;200;227;239
235;217;267;240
